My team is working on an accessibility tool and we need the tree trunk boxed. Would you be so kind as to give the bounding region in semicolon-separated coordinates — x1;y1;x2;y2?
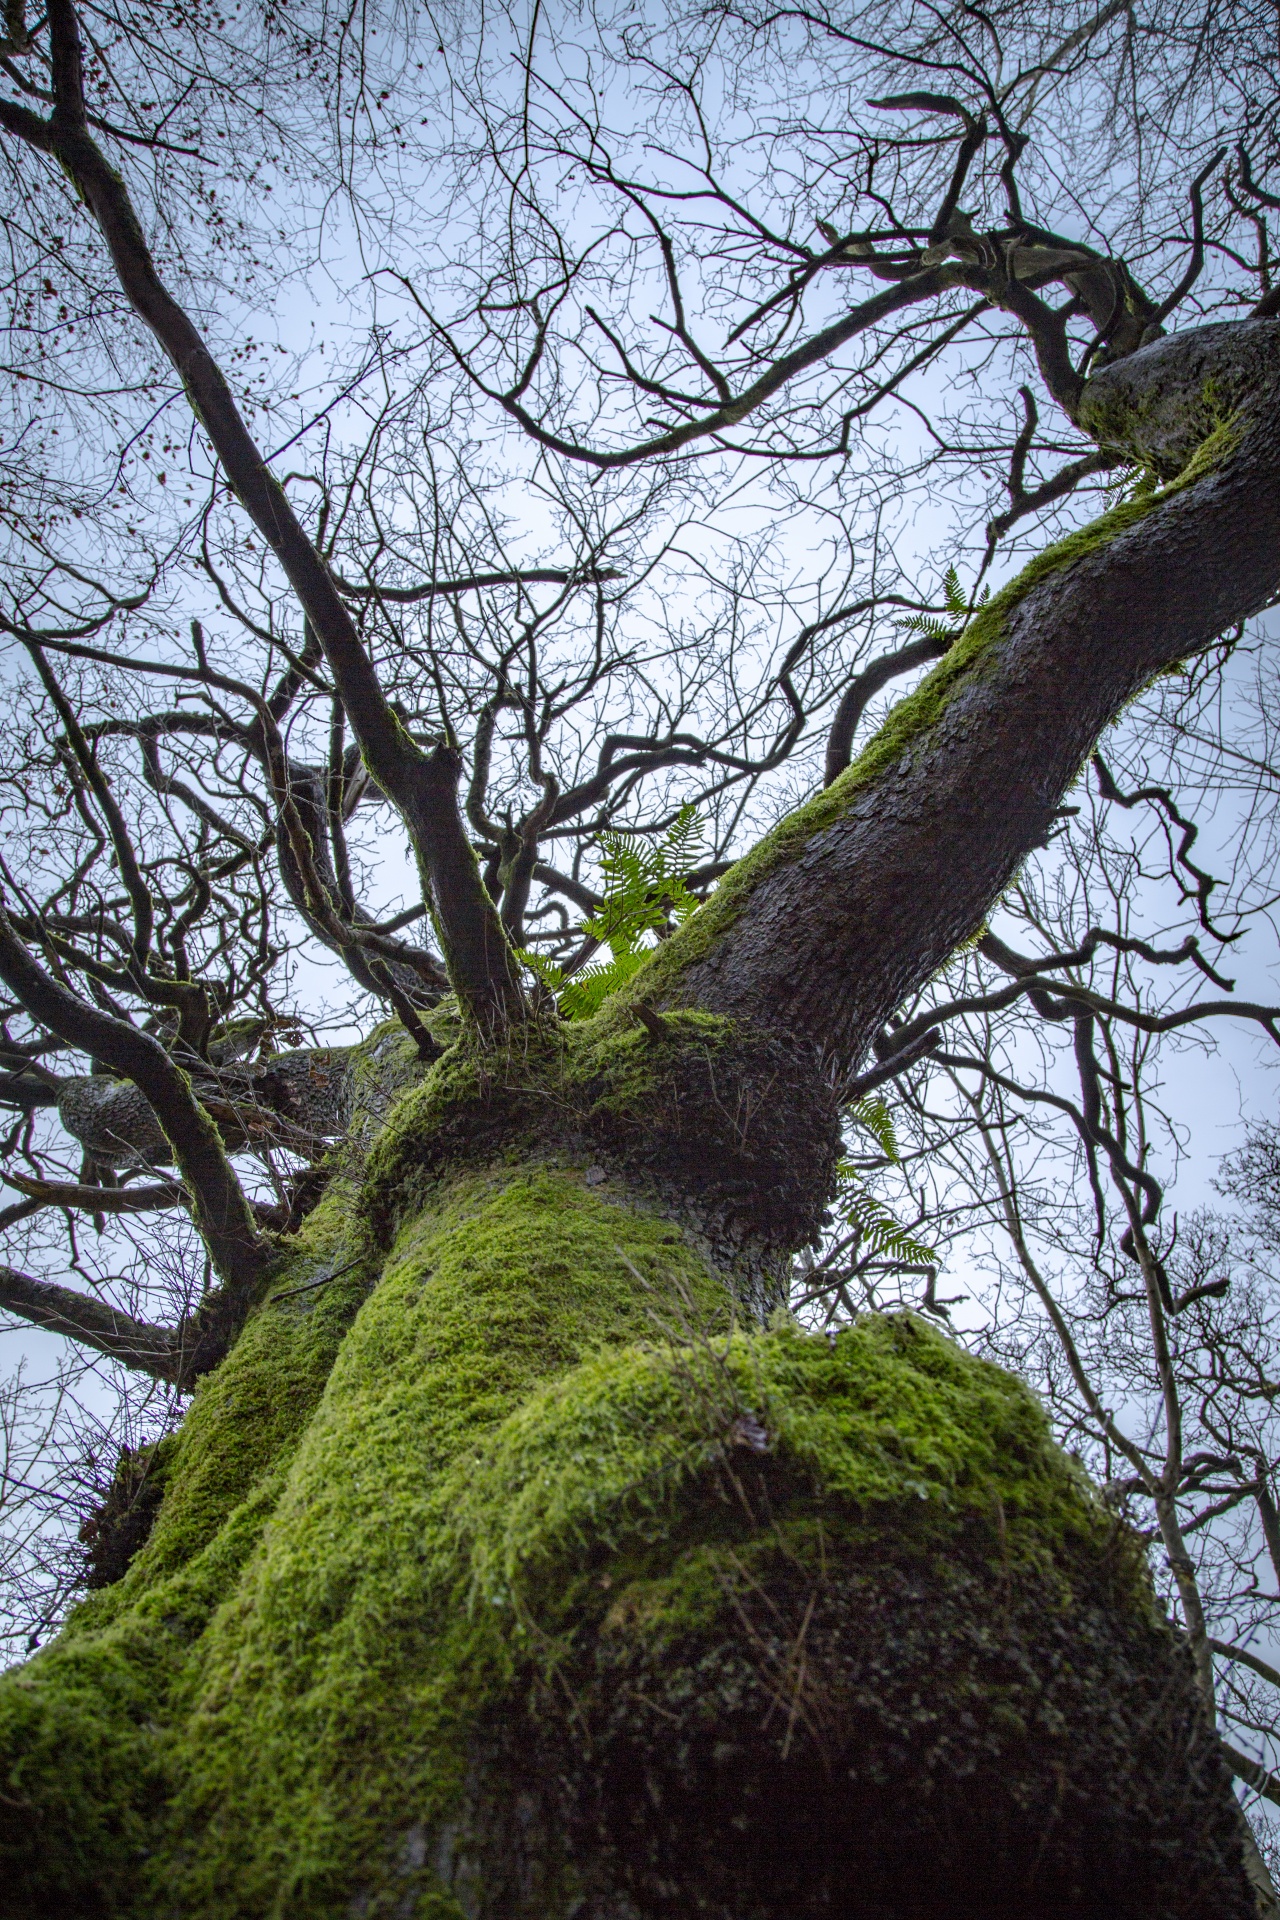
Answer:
1;320;1277;1916
0;1014;1255;1918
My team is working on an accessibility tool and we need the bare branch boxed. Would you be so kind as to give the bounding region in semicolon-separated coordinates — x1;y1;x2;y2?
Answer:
0;1264;180;1382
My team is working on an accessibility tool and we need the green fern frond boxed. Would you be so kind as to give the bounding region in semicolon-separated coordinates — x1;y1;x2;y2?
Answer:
517;947;571;1001
898;567;987;646
520;804;706;1019
1104;462;1158;506
847;1097;899;1163
895;613;956;643
555;948;651;1020
836;1175;936;1267
664;800;703;865
835;1163;936;1264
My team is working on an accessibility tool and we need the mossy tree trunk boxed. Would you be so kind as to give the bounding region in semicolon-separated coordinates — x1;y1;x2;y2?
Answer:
0;1015;1256;1920
1;329;1278;1914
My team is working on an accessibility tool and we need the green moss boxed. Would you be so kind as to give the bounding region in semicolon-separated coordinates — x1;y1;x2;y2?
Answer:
562;1007;735;1115
0;967;1239;1914
451;1311;1110;1633
358;1011;743;1239
615;416;1243;1010
426;1316;1225;1919
135;1266;372;1593
358;1028;560;1236
0;1159;392;1914
357;1005;838;1272
147;1307;1153;1917
0;1631;169;1915
58;1012;439;1620
0;1440;327;1914
345;1010;453;1134
154;1164;730;1914
1077;364;1242;473
0;1116;1231;1920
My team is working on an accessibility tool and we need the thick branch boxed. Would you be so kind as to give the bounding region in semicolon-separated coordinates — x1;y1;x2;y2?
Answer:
1211;1639;1280;1691
335;566;620;603
55;1046;357;1171
1;0;522;1030
654;322;1280;1078
0;901;268;1296
0;1264;180;1381
824;635;951;786
1221;1740;1280;1810
435;265;962;469
4;1174;184;1214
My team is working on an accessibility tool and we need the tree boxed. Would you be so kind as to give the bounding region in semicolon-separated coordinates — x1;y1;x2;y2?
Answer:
0;0;1276;1910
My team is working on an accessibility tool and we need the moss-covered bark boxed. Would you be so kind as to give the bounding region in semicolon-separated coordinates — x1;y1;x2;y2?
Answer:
0;1017;1255;1918
648;326;1280;1078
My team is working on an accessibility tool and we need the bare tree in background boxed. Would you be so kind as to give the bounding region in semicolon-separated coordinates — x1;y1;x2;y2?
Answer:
0;0;1276;1912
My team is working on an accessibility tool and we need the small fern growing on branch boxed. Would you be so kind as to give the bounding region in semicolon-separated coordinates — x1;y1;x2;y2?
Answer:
895;564;986;648
521;804;703;1020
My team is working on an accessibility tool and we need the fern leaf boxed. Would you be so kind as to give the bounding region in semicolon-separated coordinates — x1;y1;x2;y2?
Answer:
847;1097;900;1163
895;612;954;643
556;947;651;1019
835;1170;936;1264
942;564;967;616
517;948;567;994
527;805;708;1021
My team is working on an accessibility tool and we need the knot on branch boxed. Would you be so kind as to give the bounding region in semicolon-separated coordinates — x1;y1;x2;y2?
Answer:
56;1047;357;1170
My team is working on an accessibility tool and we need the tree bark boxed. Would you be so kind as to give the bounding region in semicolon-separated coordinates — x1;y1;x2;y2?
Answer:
0;1015;1258;1918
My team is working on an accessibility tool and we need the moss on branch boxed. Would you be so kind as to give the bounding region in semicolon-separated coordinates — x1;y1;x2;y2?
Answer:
0;401;1258;1895
359;1008;841;1267
613;413;1242;1014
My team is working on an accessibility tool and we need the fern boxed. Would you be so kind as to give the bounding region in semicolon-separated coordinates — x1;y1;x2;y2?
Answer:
521;804;704;1019
835;1170;938;1265
836;1099;936;1263
1104;463;1159;507
847;1095;899;1163
896;565;987;647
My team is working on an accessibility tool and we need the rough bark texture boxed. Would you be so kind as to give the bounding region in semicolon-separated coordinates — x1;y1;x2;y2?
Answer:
655;323;1280;1078
55;1047;356;1170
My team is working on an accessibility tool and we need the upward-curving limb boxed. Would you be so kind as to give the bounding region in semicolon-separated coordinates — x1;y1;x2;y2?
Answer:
642;323;1280;1079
